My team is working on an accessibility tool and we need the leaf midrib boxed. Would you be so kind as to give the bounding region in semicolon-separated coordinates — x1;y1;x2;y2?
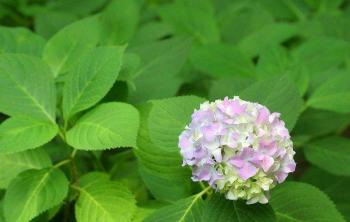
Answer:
16;169;53;222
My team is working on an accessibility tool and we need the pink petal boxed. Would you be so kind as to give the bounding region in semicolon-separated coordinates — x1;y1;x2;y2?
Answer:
238;163;258;180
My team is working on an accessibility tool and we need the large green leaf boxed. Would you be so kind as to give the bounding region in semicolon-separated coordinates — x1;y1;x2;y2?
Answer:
66;102;139;150
0;54;56;122
43;17;100;77
135;96;205;202
148;96;206;151
62;46;124;122
270;182;345;222
240;75;302;130
256;46;309;96
0;149;52;189
202;194;276;222
219;4;274;44
74;179;136;222
307;73;350;113
0;117;58;154
304;137;350;176
4;168;69;222
46;0;108;16
301;167;350;221
0;26;46;56
209;77;254;100
99;0;139;45
34;11;78;39
292;37;350;74
128;37;192;103
144;191;206;222
293;108;350;137
238;23;298;57
190;43;255;78
159;0;219;44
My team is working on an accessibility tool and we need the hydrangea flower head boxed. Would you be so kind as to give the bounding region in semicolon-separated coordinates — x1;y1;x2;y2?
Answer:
178;96;296;204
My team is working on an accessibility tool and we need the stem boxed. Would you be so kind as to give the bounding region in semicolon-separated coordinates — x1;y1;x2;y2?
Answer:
53;159;71;168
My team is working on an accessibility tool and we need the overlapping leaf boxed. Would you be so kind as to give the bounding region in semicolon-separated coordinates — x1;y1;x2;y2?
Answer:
66;102;139;150
62;46;125;121
0;54;56;122
4;168;69;222
0;149;52;188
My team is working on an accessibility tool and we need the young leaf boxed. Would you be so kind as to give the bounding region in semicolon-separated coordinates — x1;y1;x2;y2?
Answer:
0;149;52;189
304;136;350;176
240;75;303;130
0;117;58;154
62;46;125;121
0;54;56;122
43;17;100;77
144;190;206;222
202;194;276;222
307;73;350;113
190;43;256;78
270;182;345;222
0;26;46;56
128;37;192;103
74;180;136;222
66;102;139;150
4;168;69;222
159;0;219;44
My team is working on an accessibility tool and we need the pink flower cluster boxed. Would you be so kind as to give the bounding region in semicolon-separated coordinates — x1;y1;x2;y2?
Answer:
178;97;296;204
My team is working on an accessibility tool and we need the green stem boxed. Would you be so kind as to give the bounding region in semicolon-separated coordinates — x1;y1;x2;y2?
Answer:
53;159;71;168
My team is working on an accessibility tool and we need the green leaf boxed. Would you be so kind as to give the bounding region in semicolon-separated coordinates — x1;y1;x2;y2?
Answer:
293;108;350;137
74;180;136;222
128;37;192;103
240;75;303;130
0;26;46;56
256;46;309;96
46;0;108;16
219;4;274;44
301;167;350;221
190;43;255;78
0;54;56;122
202;193;276;222
34;11;78;39
66;102;139;150
0;117;58;154
238;23;298;57
99;0;140;45
62;46;125;121
135;96;205;201
159;0;219;44
270;182;345;222
292;37;350;74
209;77;254;100
129;21;173;47
4;168;69;222
307;73;350;113
144;191;206;222
0;149;52;189
43;17;100;77
304;136;350;176
148;96;206;151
